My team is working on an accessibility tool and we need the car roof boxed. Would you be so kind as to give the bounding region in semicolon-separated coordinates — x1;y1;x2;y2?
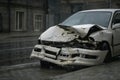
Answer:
80;9;120;13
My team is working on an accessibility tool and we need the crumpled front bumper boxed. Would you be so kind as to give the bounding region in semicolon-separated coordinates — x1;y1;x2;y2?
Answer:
31;45;108;66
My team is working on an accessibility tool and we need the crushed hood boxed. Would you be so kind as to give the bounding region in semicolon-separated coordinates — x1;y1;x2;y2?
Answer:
60;24;106;38
40;24;106;42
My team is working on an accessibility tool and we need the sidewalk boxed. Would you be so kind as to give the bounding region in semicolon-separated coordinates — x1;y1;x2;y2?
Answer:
50;59;120;80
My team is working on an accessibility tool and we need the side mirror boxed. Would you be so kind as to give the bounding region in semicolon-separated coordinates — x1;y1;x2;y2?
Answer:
112;23;120;30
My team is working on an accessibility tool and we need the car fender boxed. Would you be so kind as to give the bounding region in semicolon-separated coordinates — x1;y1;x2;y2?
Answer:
89;30;113;55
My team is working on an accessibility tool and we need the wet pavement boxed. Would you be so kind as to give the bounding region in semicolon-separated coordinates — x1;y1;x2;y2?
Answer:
0;62;67;80
0;57;120;80
50;57;120;80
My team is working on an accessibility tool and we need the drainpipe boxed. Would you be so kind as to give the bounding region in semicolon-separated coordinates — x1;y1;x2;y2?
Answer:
44;0;48;30
8;0;11;32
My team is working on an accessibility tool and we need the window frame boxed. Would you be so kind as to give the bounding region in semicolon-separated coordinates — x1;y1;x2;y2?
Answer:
112;11;120;25
33;13;43;31
15;10;26;31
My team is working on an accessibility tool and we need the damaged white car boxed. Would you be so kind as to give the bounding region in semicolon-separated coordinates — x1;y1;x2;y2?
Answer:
31;9;120;67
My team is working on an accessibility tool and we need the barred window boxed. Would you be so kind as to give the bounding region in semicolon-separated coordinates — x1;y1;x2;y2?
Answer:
15;11;25;31
34;14;43;31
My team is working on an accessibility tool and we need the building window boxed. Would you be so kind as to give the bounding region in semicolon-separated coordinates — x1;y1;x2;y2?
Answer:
34;14;43;31
15;11;25;31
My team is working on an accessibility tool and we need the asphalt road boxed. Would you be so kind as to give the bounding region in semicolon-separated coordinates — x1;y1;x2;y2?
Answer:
0;62;67;80
0;57;120;80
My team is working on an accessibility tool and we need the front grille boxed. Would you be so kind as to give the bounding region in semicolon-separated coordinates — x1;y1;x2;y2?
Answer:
71;54;80;58
41;41;68;48
40;40;84;48
40;40;95;49
44;49;56;55
45;55;56;60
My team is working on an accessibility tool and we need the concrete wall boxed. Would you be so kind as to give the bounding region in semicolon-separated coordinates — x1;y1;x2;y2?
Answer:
0;0;45;32
0;6;9;32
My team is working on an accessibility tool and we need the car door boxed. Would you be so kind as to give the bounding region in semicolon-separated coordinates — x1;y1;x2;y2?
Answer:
112;11;120;56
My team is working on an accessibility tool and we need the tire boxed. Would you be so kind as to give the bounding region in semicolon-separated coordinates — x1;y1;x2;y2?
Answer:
101;42;112;63
40;60;50;68
104;52;112;63
40;60;56;68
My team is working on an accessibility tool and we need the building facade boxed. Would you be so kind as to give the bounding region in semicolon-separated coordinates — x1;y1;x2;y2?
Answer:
47;0;120;28
0;0;46;33
0;0;120;33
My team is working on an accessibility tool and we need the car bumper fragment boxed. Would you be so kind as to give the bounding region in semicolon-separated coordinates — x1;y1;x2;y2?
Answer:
31;45;108;66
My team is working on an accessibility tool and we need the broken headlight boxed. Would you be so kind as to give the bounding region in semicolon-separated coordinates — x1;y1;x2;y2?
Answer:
34;47;41;52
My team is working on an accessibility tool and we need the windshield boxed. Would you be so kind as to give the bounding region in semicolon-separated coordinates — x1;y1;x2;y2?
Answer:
60;11;112;27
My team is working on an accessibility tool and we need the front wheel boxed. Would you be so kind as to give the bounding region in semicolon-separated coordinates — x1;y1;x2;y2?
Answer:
40;60;51;68
40;60;56;68
100;42;112;63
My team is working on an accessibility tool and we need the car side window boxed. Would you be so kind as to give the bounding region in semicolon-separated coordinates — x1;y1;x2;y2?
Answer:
113;12;120;25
